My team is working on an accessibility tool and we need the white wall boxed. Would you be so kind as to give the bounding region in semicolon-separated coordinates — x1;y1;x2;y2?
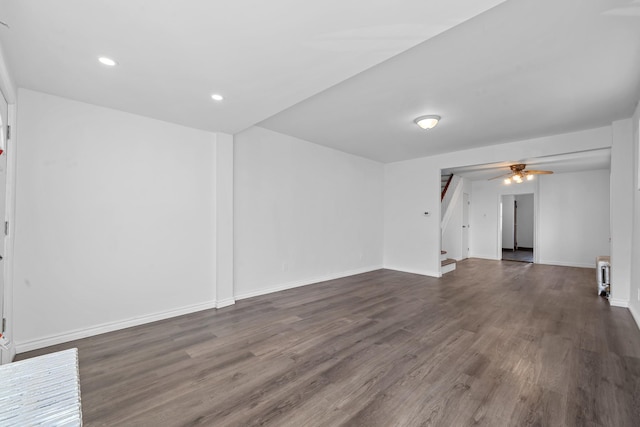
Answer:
13;90;229;351
384;127;611;276
470;170;609;266
441;177;470;261
234;126;383;299
385;159;441;276
472;180;536;260
442;183;463;260
628;102;640;325
537;170;610;268
442;205;462;260
501;195;515;250
213;133;235;308
610;118;634;307
515;194;534;248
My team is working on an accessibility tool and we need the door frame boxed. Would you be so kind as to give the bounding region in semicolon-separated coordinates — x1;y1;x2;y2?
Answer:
497;190;538;263
462;192;470;259
0;50;17;364
1;101;16;364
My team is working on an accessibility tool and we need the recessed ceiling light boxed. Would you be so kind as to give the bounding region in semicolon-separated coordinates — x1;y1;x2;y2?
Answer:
98;56;117;66
211;94;224;101
414;115;441;130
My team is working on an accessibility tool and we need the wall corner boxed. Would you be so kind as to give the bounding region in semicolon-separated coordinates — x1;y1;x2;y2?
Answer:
214;132;235;307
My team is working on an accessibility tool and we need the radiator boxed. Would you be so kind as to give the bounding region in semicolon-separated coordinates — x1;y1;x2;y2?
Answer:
596;256;610;296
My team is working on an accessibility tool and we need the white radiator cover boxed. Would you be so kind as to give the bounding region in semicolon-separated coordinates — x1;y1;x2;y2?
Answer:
0;348;82;426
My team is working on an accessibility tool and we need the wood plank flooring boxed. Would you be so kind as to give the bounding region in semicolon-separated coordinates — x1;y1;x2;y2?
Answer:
502;248;534;263
17;259;640;426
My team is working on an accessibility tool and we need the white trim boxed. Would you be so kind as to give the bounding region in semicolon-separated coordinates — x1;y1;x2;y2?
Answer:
0;43;16;103
15;300;218;353
462;191;470;260
609;298;630;308
383;265;441;278
534;181;540;264
536;260;595;269
629;304;640;331
1;103;16;364
215;298;235;309
470;254;501;261
235;265;384;300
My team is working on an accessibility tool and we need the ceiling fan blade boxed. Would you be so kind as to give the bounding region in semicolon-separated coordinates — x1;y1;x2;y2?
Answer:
526;170;553;175
488;173;511;180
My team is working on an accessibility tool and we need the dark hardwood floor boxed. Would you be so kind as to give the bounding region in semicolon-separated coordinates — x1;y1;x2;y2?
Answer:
17;259;640;426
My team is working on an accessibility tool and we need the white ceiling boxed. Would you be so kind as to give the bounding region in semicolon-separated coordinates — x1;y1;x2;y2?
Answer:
0;0;638;164
261;0;640;162
0;0;505;136
441;148;612;181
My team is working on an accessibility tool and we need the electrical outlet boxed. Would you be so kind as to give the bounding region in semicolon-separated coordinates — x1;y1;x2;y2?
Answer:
637;288;640;301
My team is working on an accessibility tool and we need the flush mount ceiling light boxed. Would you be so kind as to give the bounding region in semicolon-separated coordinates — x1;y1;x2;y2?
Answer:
414;115;441;130
98;56;117;66
211;94;224;101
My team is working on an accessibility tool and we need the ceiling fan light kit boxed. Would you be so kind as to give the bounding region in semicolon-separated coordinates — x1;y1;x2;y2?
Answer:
491;163;553;184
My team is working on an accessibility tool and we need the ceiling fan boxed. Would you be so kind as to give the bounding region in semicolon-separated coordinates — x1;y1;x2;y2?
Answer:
489;163;553;184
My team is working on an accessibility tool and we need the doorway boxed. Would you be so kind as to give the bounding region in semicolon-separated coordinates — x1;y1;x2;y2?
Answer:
0;91;7;362
501;194;534;263
462;192;470;259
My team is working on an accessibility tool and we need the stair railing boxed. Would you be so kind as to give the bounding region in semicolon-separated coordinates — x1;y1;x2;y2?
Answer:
441;174;453;201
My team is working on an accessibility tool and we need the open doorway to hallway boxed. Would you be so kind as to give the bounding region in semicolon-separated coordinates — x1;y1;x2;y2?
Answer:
441;149;610;267
501;194;534;263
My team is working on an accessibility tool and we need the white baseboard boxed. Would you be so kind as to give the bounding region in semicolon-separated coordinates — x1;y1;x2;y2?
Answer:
469;254;501;261
383;265;441;278
609;298;629;308
629;304;640;331
537;260;594;269
15;300;219;353
235;265;383;301
215;298;236;309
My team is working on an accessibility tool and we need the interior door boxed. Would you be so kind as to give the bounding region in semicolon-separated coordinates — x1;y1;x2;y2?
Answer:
0;91;7;352
462;192;469;259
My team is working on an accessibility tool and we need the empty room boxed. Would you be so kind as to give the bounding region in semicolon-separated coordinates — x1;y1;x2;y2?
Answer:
0;0;639;426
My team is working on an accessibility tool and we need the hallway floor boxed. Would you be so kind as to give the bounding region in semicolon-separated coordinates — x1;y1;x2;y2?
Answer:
502;248;533;263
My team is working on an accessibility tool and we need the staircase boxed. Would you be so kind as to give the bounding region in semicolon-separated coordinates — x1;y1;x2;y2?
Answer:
440;173;459;275
441;174;453;201
441;250;456;274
